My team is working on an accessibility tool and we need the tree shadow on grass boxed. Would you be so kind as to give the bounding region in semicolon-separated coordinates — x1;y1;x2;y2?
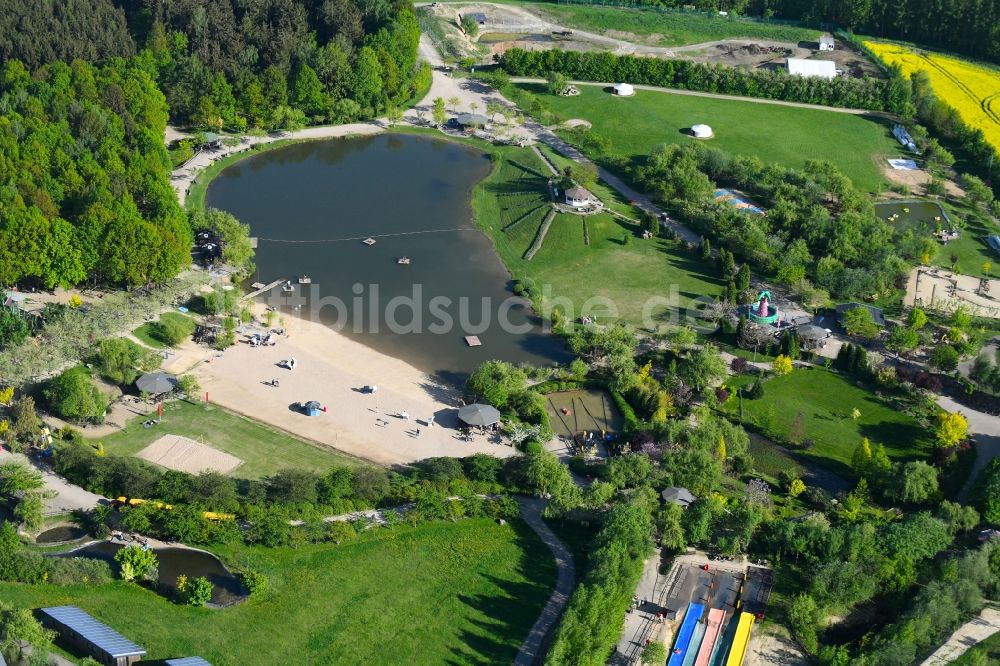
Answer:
446;520;560;666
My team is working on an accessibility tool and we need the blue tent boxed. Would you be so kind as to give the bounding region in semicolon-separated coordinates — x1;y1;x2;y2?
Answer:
303;400;323;417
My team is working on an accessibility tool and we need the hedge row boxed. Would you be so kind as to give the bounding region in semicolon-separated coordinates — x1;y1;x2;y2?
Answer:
499;48;908;113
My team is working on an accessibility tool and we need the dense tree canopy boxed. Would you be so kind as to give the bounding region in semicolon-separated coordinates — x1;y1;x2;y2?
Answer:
0;58;190;287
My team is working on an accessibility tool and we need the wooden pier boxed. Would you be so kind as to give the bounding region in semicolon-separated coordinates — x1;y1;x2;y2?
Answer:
242;279;286;301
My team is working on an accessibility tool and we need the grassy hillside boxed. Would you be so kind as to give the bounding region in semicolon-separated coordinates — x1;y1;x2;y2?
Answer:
2;519;555;665
519;84;896;192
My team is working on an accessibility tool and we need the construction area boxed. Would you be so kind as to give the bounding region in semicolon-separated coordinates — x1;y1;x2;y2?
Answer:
419;3;880;76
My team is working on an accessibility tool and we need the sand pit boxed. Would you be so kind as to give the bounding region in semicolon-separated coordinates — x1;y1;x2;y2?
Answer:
905;266;1000;318
138;434;243;474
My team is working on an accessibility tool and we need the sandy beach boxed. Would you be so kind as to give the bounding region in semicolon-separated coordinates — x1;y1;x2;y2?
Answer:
192;309;516;466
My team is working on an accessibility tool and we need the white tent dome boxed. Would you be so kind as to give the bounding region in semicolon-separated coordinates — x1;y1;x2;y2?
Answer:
691;124;713;138
613;83;634;96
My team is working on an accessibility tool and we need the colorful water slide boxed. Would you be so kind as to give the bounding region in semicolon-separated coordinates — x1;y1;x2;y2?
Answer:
681;620;707;666
667;602;706;666
724;612;756;666
693;608;726;666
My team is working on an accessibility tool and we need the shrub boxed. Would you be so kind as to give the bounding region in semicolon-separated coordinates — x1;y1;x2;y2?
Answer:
746;379;764;400
240;568;268;596
114;544;158;582
772;354;793;376
730;357;749;374
43;367;108;423
178;574;213;606
46;557;114;585
152;316;195;346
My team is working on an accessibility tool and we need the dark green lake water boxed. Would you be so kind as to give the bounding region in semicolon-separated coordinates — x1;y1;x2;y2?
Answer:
206;133;568;377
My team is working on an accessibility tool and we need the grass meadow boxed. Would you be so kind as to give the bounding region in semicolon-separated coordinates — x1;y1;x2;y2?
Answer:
517;84;897;192
3;519;555;665
722;367;934;479
472;144;723;328
531;4;820;47
94;399;366;477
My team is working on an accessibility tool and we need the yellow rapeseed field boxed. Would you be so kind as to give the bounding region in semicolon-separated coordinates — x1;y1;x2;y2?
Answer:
866;41;1000;151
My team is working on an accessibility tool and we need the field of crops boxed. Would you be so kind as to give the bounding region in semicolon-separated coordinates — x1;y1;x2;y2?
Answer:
866;41;1000;151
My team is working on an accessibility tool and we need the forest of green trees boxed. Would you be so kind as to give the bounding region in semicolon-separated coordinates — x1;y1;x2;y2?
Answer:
2;0;424;130
0;0;424;289
557;0;1000;64
0;59;189;287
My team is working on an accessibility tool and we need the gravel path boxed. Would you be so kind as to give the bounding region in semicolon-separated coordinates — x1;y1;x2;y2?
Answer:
514;497;576;666
937;395;1000;503
0;450;104;516
921;608;1000;665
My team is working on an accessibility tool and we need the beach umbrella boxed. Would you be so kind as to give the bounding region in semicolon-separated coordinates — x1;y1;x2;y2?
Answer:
457;403;501;427
661;486;695;507
136;371;178;395
303;400;323;417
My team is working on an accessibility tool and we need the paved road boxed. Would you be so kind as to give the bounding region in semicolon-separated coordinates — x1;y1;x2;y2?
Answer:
937;395;1000;503
514;497;576;666
921;608;1000;665
0;450;104;516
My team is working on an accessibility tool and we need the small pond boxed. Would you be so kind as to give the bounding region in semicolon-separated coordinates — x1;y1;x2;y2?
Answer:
58;542;247;606
206;133;570;376
35;525;88;544
478;32;554;44
874;200;951;233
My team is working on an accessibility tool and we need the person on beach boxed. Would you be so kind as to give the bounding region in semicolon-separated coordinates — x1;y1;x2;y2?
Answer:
416;428;421;438
427;415;435;427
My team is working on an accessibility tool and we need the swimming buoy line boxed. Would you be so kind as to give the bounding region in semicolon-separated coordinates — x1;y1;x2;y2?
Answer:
256;227;476;243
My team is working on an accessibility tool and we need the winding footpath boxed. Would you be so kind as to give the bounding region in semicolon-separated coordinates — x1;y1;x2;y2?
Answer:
514;497;577;666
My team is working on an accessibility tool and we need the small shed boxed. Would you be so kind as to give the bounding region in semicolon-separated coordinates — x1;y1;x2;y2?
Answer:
39;606;146;666
165;658;214;666
613;82;635;96
565;186;596;208
818;35;835;51
836;303;885;327
661;486;696;508
786;58;837;79
691;124;714;139
796;324;832;349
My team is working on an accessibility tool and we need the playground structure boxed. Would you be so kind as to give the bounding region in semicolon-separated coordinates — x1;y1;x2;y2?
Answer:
659;562;773;666
746;291;781;326
544;389;622;454
113;497;234;522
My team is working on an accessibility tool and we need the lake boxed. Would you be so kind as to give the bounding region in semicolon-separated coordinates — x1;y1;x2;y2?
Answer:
206;134;569;377
874;200;951;234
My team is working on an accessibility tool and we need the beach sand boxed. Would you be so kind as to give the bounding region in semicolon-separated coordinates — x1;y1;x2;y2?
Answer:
192;310;516;466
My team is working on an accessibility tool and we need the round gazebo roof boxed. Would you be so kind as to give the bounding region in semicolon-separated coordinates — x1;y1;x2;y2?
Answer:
457;403;501;427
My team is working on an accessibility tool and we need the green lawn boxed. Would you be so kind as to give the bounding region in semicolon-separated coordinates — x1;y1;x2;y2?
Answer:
133;312;197;349
518;84;896;192
1;519;556;665
95;400;366;477
722;367;933;479
934;200;1000;279
473;145;723;329
530;4;820;47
